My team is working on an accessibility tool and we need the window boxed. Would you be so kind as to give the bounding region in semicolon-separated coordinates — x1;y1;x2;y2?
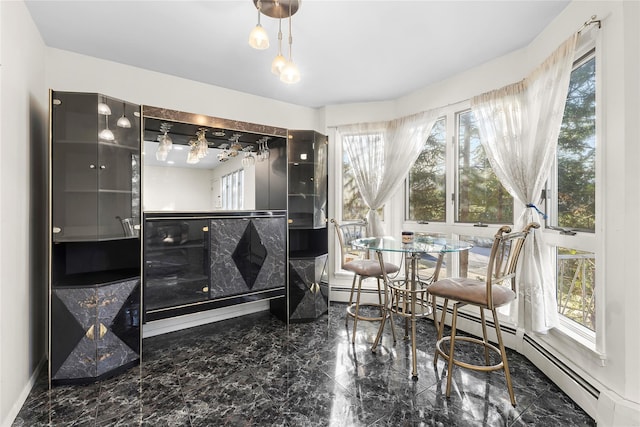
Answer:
221;169;244;210
456;110;513;224
555;54;596;233
550;50;597;332
406;118;447;222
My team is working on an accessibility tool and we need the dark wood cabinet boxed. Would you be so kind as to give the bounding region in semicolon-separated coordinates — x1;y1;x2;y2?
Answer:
49;91;141;385
272;130;329;322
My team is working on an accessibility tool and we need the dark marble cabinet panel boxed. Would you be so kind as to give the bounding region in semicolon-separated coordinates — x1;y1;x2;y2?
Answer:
144;212;286;321
209;216;286;297
288;255;328;322
51;278;140;384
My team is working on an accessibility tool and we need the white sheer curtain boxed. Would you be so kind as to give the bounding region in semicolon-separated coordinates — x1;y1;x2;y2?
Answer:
337;110;440;236
471;34;578;334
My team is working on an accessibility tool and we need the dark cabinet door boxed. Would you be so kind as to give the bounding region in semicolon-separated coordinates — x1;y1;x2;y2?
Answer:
51;278;140;384
51;91;140;242
288;131;328;229
143;219;210;313
209;216;286;298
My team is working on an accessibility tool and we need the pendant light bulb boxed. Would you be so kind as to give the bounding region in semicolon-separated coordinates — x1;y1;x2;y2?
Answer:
280;12;300;84
280;60;301;84
248;1;269;50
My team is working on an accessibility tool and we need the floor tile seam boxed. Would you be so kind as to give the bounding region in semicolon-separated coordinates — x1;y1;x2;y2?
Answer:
507;400;536;426
171;364;195;427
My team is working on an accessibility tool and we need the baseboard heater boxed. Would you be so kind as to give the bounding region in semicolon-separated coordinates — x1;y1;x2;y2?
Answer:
436;302;600;400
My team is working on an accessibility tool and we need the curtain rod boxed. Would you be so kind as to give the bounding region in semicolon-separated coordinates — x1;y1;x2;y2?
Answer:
578;15;601;35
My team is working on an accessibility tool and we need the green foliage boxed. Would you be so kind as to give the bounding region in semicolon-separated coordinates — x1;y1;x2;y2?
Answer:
408;119;446;221
557;57;596;231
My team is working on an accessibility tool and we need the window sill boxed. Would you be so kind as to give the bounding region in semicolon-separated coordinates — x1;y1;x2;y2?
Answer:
543;320;607;367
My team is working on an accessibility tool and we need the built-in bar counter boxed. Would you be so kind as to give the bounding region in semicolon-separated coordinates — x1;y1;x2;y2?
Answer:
143;210;287;322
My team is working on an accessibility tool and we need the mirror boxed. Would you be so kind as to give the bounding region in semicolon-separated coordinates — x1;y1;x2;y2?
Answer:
142;115;287;212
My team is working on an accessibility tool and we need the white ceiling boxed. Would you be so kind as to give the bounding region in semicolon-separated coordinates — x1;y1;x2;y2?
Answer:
25;0;570;108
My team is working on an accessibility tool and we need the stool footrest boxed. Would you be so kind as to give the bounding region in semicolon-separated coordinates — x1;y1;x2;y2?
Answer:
346;303;385;322
435;336;504;372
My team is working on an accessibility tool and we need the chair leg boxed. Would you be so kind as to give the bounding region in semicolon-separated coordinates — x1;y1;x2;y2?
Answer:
385;280;397;343
479;308;490;365
434;298;449;365
352;275;364;344
445;303;459;398
492;308;516;406
346;273;357;326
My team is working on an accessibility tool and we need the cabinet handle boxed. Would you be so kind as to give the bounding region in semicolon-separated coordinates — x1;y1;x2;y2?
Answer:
52;226;61;234
89;164;96;169
85;323;108;340
99;165;106;170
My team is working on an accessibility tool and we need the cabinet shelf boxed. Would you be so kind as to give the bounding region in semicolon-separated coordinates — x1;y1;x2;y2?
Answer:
62;189;133;194
56;139;138;150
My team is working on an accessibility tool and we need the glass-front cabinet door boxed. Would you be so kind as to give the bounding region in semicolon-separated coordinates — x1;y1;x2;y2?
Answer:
288;130;328;229
51;91;140;242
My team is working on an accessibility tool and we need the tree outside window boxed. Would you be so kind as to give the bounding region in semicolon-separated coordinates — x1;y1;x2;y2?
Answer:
457;111;513;224
407;118;446;222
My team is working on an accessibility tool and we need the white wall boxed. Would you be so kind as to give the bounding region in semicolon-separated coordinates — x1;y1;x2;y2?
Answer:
45;49;322;133
144;165;215;211
0;2;48;426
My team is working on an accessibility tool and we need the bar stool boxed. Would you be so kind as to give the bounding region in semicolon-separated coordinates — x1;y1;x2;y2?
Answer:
331;219;399;344
428;223;538;406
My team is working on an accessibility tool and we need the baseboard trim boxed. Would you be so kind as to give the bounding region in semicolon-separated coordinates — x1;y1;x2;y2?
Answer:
4;357;46;427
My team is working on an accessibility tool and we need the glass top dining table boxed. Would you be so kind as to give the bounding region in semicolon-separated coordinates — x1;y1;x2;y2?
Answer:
352;235;473;379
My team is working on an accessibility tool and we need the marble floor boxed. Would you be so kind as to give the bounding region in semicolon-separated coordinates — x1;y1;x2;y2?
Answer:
14;303;595;426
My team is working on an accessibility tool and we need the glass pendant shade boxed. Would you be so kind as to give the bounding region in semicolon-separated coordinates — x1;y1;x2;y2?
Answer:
117;102;131;128
280;60;301;84
117;115;132;128
248;25;269;49
99;128;115;141
99;115;115;141
97;102;111;115
271;54;286;75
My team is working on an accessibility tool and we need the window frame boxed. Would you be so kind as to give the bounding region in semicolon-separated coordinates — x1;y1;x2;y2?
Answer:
543;40;603;353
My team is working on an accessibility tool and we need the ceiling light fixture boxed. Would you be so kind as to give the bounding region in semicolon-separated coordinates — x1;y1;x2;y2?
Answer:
280;1;300;84
248;0;269;50
271;18;286;75
250;0;301;83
